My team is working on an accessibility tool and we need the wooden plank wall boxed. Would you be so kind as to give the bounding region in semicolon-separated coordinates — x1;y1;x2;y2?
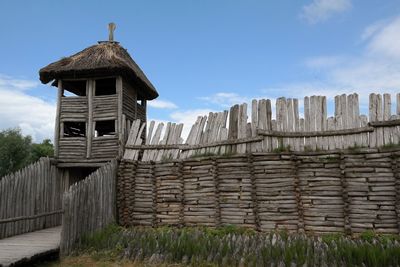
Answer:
60;96;88;122
124;93;400;161
117;149;400;235
60;160;117;255
59;137;87;159
92;95;118;121
59;96;88;159
0;158;63;239
91;137;119;159
59;90;119;160
122;80;137;122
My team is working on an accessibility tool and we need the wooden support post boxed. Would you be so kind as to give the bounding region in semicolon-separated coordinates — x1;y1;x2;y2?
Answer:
128;161;137;225
116;76;123;158
340;153;352;236
142;100;147;143
151;161;157;227
213;157;221;227
86;80;93;158
248;154;260;231
178;161;185;227
292;154;304;233
397;93;400;116
54;80;63;157
392;153;400;234
117;160;127;226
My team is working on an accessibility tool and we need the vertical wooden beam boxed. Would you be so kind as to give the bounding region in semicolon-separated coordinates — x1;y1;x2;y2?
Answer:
142;100;147;143
397;93;400;115
151;161;157;227
292;154;304;233
116;76;123;158
54;80;63;157
340;153;352;236
86;80;94;158
178;161;185;227
248;154;260;231
390;153;400;234
213;157;221;227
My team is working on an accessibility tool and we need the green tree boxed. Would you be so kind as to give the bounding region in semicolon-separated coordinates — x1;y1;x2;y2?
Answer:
30;139;54;163
0;128;32;177
0;128;54;178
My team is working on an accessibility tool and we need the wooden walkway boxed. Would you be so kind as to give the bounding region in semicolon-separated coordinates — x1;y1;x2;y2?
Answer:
0;226;61;267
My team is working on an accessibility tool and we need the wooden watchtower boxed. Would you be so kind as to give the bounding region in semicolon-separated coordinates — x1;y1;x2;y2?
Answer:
39;24;158;183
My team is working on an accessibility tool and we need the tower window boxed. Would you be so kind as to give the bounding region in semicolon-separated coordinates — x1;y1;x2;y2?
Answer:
95;120;116;137
95;78;116;96
62;80;87;96
63;121;86;137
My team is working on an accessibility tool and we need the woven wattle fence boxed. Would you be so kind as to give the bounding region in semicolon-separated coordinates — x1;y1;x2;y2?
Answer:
117;148;400;235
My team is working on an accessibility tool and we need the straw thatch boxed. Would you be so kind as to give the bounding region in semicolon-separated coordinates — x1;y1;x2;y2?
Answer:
39;41;158;100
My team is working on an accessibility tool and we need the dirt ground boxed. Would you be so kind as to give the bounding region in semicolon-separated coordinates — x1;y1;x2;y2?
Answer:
39;255;183;267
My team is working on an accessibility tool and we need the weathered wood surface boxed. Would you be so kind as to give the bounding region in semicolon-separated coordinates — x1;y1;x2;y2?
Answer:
117;148;400;235
123;93;400;162
91;136;119;159
0;226;61;267
60;96;88;121
54;80;63;157
59;137;87;159
0;158;63;239
60;160;117;255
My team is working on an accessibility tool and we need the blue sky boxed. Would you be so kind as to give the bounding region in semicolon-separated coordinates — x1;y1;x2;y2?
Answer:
0;0;400;141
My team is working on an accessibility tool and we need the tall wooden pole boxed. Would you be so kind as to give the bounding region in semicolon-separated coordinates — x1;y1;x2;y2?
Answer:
117;76;123;158
86;80;94;158
54;80;63;157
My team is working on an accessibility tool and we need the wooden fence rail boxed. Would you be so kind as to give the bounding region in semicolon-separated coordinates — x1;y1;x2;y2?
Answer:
117;148;400;235
0;157;63;239
60;160;117;255
123;93;400;161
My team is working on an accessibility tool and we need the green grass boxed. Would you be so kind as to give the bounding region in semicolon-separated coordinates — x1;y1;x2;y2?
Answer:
380;142;400;150
73;225;400;267
189;152;218;159
272;145;291;153
347;144;365;152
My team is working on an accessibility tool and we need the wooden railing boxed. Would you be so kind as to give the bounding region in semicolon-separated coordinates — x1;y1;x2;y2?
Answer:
60;160;117;255
123;93;400;162
0;158;64;239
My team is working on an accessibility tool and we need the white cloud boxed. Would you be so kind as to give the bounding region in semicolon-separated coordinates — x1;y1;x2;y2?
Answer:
300;0;352;24
305;55;345;69
0;74;39;90
199;92;250;107
302;16;400;97
361;19;389;41
147;99;178;109
366;16;400;59
275;15;400;115
0;75;55;142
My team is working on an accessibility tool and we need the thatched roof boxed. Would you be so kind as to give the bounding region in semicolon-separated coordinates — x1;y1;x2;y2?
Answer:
39;41;158;100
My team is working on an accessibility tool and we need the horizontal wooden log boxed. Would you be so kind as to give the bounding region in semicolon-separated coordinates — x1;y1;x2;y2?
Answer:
257;126;374;137
369;119;400;127
0;210;64;224
126;136;264;150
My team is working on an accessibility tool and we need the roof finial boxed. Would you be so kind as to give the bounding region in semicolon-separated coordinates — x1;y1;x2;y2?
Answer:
108;22;116;42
